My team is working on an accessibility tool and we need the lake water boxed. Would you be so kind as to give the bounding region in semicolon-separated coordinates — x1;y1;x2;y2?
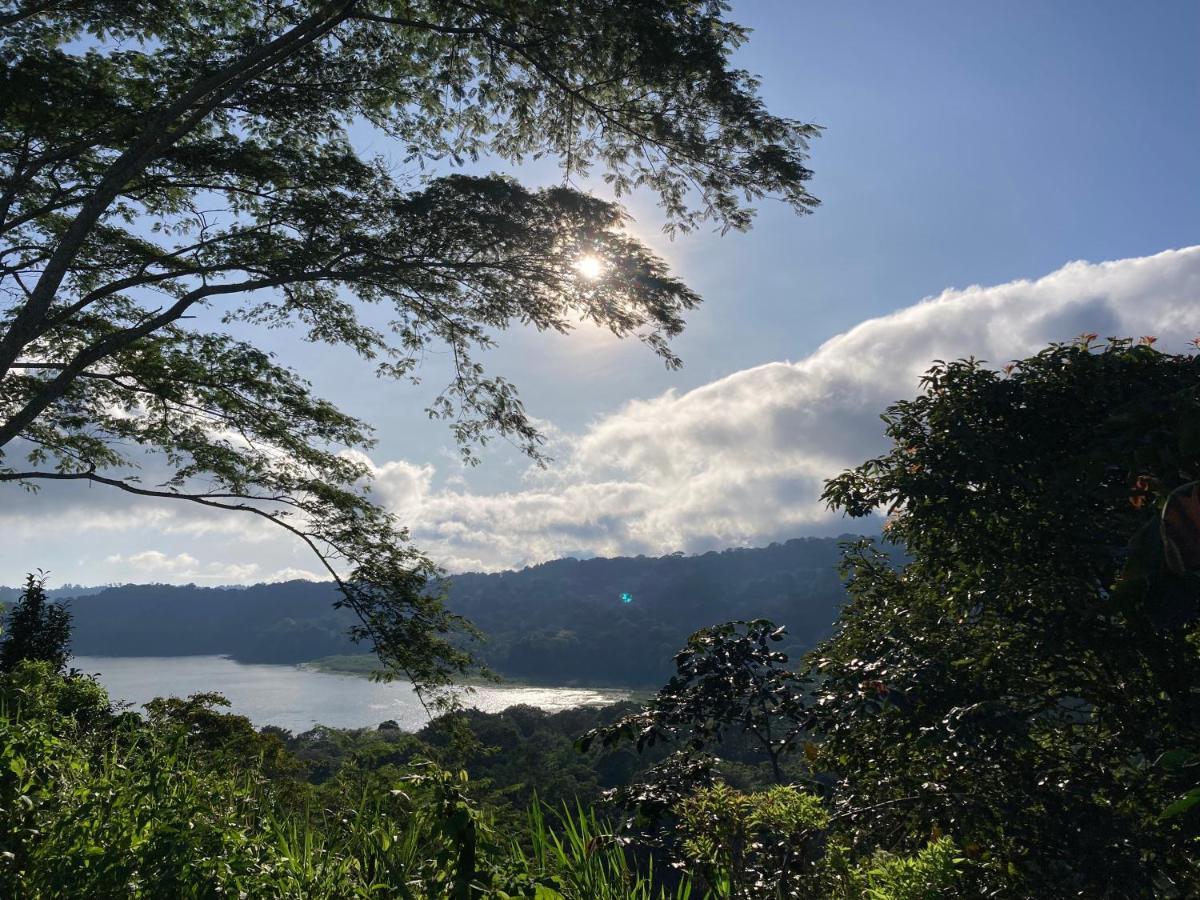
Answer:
73;655;631;733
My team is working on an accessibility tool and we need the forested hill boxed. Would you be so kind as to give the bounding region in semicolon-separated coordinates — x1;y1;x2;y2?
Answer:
447;537;859;685
32;536;863;687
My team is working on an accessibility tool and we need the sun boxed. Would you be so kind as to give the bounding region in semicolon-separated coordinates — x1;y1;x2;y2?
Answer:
574;254;605;281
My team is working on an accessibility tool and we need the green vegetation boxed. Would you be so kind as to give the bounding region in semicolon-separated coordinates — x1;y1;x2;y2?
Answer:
3;0;1193;894
812;337;1200;896
0;661;682;898
0;662;959;898
582;619;808;784
306;653;386;677
3;338;1197;898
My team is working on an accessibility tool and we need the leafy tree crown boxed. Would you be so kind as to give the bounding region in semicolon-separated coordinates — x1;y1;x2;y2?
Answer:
0;1;819;692
812;337;1200;897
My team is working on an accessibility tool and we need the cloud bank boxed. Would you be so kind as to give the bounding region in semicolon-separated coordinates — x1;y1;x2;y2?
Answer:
378;246;1199;571
4;248;1198;581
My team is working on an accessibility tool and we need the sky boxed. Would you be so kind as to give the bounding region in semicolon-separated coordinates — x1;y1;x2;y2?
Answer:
3;1;1199;586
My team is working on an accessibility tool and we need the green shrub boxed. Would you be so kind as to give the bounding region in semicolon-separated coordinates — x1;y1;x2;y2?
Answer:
819;838;963;900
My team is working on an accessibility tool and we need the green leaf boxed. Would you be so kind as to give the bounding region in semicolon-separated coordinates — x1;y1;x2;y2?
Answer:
1161;788;1200;820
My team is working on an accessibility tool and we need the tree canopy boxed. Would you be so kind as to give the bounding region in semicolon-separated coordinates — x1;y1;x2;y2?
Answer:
813;337;1200;897
0;1;820;691
581;619;807;784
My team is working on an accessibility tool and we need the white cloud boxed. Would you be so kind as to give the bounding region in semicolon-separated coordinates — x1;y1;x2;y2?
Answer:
391;247;1200;571
340;450;435;516
0;496;174;534
5;247;1198;583
121;550;198;570
105;550;259;583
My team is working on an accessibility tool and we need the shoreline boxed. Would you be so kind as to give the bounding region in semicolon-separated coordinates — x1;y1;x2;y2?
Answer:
74;652;654;700
301;654;655;697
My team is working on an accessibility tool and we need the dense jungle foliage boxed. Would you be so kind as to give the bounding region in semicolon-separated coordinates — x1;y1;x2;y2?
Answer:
3;338;1199;898
0;659;961;898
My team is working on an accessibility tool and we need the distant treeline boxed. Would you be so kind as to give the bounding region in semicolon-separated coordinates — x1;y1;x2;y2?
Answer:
28;536;863;686
0;583;103;603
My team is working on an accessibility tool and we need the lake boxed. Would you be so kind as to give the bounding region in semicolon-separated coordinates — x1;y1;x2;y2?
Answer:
73;655;631;733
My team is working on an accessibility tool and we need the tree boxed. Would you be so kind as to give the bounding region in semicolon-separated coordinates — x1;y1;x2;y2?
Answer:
0;2;820;690
0;571;71;673
812;337;1200;897
581;619;808;785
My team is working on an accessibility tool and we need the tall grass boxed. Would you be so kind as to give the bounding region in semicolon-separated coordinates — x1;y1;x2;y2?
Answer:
515;800;701;899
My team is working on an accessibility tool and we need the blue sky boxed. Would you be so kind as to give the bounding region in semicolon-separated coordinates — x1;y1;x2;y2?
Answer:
712;0;1197;348
307;0;1200;457
5;1;1199;585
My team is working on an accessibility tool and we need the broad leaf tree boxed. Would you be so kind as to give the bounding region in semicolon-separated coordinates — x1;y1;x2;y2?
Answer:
0;1;820;690
813;337;1200;897
582;619;808;784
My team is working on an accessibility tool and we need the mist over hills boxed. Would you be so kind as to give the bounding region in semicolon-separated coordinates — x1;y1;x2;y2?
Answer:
12;536;865;687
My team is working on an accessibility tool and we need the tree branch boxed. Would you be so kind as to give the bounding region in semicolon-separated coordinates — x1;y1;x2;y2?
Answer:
0;0;356;379
0;271;333;449
0;0;63;29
